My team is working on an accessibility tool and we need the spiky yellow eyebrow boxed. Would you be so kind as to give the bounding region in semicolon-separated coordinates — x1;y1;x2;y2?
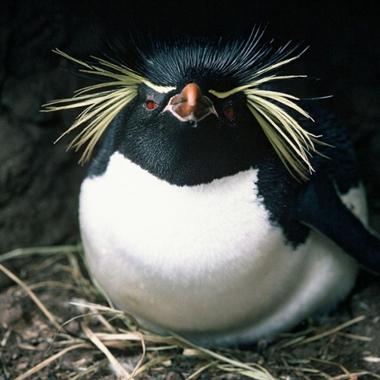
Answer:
41;49;175;164
210;52;320;181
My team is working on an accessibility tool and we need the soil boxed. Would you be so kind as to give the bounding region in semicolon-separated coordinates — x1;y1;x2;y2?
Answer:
1;1;380;379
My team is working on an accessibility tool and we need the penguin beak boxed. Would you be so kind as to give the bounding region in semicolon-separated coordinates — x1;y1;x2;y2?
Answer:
164;83;218;123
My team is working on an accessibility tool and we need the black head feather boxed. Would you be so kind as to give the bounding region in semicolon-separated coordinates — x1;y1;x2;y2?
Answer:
122;28;303;92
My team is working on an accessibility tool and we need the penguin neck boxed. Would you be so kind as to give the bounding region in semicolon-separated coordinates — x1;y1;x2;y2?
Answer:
87;123;272;186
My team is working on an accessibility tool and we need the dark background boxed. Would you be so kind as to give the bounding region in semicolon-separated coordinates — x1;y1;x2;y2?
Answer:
0;1;379;253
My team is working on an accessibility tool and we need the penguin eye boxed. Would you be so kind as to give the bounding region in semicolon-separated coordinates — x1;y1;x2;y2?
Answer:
223;105;236;121
145;100;158;110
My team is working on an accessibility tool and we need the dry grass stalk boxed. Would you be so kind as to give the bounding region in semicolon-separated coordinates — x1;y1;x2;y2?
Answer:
14;343;91;380
276;315;367;350
0;264;61;330
295;315;366;346
82;323;131;379
68;359;108;380
0;244;82;263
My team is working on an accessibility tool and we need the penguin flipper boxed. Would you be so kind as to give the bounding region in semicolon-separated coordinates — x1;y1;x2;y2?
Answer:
295;175;380;273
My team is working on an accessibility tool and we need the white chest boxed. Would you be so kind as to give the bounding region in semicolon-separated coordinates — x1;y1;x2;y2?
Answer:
80;152;359;345
81;153;275;272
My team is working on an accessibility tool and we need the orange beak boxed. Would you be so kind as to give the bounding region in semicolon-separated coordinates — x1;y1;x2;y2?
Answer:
165;83;217;122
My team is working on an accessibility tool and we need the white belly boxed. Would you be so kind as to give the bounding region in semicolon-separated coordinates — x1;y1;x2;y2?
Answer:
80;152;364;345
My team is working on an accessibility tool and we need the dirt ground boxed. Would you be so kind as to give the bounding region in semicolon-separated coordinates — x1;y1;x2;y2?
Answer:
0;249;380;379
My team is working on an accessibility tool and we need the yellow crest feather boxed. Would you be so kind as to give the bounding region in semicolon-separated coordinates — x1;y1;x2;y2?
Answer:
41;49;175;164
43;48;322;179
210;50;320;181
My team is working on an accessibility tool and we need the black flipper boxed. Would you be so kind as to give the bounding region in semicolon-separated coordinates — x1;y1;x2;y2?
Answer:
295;174;380;273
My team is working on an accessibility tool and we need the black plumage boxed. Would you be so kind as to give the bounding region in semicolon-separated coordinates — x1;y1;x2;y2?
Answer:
132;30;303;91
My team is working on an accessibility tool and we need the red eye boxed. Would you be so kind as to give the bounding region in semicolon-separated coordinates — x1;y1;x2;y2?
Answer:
223;106;235;121
145;100;158;110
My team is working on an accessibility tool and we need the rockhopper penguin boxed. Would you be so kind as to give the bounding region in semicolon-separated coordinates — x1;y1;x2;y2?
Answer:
44;31;380;346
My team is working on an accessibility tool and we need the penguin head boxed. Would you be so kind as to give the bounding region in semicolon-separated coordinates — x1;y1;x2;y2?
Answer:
105;76;266;184
44;32;319;184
